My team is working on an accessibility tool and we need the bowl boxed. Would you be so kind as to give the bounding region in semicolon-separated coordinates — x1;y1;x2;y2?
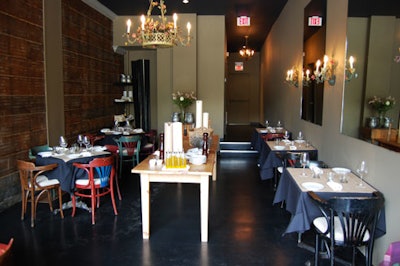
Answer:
273;145;285;150
332;167;351;175
189;154;207;165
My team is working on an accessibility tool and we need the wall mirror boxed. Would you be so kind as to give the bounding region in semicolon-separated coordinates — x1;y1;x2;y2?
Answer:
341;0;400;151
301;0;326;126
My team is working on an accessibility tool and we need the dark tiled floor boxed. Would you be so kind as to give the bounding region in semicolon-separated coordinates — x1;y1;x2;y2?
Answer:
0;157;320;266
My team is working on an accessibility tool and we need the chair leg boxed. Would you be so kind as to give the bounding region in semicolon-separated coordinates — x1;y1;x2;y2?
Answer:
91;188;96;225
71;194;77;217
21;190;27;221
30;189;35;227
115;176;122;201
57;187;64;219
314;234;319;266
110;181;118;216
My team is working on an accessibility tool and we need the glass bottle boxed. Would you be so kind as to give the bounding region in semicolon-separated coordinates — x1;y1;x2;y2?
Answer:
202;132;209;157
159;133;164;160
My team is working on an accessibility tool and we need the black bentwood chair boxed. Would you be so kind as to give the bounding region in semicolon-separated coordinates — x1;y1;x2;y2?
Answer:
308;191;384;266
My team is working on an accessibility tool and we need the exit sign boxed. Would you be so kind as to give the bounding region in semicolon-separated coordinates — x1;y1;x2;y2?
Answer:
237;16;250;26
308;16;322;26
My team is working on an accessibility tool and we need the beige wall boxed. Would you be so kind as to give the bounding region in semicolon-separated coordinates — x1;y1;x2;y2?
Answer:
113;14;225;138
264;0;400;263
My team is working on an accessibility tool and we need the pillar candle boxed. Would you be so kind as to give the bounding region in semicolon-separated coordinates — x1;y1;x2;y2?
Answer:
203;112;209;128
195;100;203;128
172;122;183;152
164;122;173;156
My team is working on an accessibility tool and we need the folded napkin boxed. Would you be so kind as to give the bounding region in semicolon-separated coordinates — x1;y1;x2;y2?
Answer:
80;151;92;157
282;139;291;143
269;129;276;133
327;181;343;191
310;165;323;178
289;146;297;150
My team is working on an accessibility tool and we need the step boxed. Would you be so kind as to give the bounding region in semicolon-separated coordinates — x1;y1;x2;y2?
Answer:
219;141;254;151
219;149;258;158
219;141;258;158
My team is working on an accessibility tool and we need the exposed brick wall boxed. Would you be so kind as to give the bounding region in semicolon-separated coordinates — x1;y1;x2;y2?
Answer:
0;0;124;212
62;0;124;141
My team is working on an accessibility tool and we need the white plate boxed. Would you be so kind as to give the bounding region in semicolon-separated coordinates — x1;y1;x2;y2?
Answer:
93;146;106;152
100;128;110;133
259;129;268;133
332;167;351;175
302;182;324;191
114;99;126;102
274;145;285;150
67;153;80;159
38;151;52;157
112;131;122;135
295;139;305;143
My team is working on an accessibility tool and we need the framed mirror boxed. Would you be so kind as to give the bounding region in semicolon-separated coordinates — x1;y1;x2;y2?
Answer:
341;0;400;151
301;0;327;126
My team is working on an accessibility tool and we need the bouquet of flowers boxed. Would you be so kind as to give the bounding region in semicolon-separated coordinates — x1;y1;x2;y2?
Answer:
368;96;396;114
172;91;197;121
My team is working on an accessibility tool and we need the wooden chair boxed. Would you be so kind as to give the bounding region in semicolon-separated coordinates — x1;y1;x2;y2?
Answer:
0;238;14;265
114;135;141;179
85;133;105;146
105;145;122;200
17;160;64;227
72;157;118;224
308;191;385;266
140;129;157;159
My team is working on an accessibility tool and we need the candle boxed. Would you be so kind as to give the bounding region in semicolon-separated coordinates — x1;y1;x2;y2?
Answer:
306;69;310;79
187;22;191;35
203;112;209;128
173;13;177;29
323;55;328;69
140;15;145;30
315;60;321;73
126;19;131;33
286;70;290;81
195;100;203;128
349;56;354;69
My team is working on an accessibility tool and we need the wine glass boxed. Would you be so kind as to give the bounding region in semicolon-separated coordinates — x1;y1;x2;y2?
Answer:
59;136;68;149
265;120;269;129
83;136;91;150
277;120;282;128
297;131;304;141
283;130;290;141
77;134;83;148
300;152;310;176
356;161;368;187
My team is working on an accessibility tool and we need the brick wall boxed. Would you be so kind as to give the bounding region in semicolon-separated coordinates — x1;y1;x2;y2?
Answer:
0;0;124;212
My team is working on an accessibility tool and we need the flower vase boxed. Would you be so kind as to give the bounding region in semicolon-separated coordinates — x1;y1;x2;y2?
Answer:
378;111;386;128
180;108;185;123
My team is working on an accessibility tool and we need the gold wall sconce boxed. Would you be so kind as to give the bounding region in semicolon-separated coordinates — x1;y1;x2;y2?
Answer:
285;68;299;87
313;55;337;85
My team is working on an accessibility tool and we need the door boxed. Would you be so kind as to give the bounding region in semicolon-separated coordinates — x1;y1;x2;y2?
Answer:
226;73;251;125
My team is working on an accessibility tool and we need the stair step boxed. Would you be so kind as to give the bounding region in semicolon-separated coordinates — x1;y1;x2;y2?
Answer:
219;141;258;158
219;141;253;150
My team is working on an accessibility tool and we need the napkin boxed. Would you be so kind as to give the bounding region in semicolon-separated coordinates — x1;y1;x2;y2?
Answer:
80;151;92;157
327;181;343;191
310;165;323;178
289;146;297;150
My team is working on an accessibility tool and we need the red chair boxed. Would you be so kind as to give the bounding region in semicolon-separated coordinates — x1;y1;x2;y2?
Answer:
85;133;105;146
72;157;118;224
0;238;14;265
105;145;122;200
17;160;64;227
140;129;157;158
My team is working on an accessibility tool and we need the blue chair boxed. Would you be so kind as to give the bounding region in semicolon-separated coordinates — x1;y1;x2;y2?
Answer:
114;135;141;178
28;145;52;161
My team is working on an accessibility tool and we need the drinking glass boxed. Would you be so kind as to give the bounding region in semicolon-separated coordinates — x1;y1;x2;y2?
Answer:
77;134;83;148
277;120;282;128
297;131;303;140
284;131;290;141
356;161;368;187
59;136;68;149
300;152;309;176
83;136;91;150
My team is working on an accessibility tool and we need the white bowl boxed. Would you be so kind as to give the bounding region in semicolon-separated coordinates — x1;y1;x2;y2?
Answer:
189;155;207;165
273;145;285;150
332;167;351;175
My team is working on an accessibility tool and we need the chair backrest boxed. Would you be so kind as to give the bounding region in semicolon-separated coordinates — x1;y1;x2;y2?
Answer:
0;238;14;264
283;152;302;168
114;135;142;157
17;160;58;189
262;133;284;141
309;191;385;247
74;157;115;188
29;145;52;160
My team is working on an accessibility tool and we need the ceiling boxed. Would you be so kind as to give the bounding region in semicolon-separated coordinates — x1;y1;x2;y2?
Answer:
98;0;288;53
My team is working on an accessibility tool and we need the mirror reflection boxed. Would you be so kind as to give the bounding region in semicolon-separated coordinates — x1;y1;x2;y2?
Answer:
301;0;326;126
341;0;400;152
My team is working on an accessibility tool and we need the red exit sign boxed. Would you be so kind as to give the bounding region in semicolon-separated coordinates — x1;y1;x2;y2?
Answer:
237;16;250;26
308;16;322;26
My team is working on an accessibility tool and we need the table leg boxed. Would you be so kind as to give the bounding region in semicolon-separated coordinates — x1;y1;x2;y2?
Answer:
212;158;217;181
140;173;150;239
200;175;209;242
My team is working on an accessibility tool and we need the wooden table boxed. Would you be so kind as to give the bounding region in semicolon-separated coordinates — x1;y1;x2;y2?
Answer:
131;135;219;242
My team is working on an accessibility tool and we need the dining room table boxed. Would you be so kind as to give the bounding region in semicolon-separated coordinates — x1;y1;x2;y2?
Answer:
273;167;386;238
35;147;111;194
258;139;318;180
251;127;288;152
131;134;219;242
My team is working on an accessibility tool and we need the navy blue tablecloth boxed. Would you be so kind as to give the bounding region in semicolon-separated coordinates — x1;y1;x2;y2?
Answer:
273;168;386;237
35;155;107;194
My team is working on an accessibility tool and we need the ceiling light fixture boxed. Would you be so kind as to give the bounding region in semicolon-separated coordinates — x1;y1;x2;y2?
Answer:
239;36;255;60
124;0;191;48
182;0;189;3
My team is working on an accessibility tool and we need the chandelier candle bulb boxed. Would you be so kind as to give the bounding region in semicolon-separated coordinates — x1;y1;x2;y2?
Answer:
173;13;177;29
126;19;131;33
140;15;145;30
187;22;191;35
323;55;328;69
349;56;354;69
315;60;321;73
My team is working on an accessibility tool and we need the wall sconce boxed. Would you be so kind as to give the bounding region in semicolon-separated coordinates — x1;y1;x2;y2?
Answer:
345;55;357;82
285;67;299;87
313;55;337;85
303;69;311;87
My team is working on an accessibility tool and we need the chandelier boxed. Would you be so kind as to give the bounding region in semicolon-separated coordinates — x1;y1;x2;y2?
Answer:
124;0;191;48
239;36;255;60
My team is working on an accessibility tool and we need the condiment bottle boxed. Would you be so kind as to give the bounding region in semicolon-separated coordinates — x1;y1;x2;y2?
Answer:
202;132;208;157
159;133;164;160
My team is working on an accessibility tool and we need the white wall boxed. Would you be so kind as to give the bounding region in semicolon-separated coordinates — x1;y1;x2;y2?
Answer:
263;0;400;263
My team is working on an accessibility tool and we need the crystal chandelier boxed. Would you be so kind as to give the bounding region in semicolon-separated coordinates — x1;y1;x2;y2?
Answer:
124;0;191;48
239;36;255;60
